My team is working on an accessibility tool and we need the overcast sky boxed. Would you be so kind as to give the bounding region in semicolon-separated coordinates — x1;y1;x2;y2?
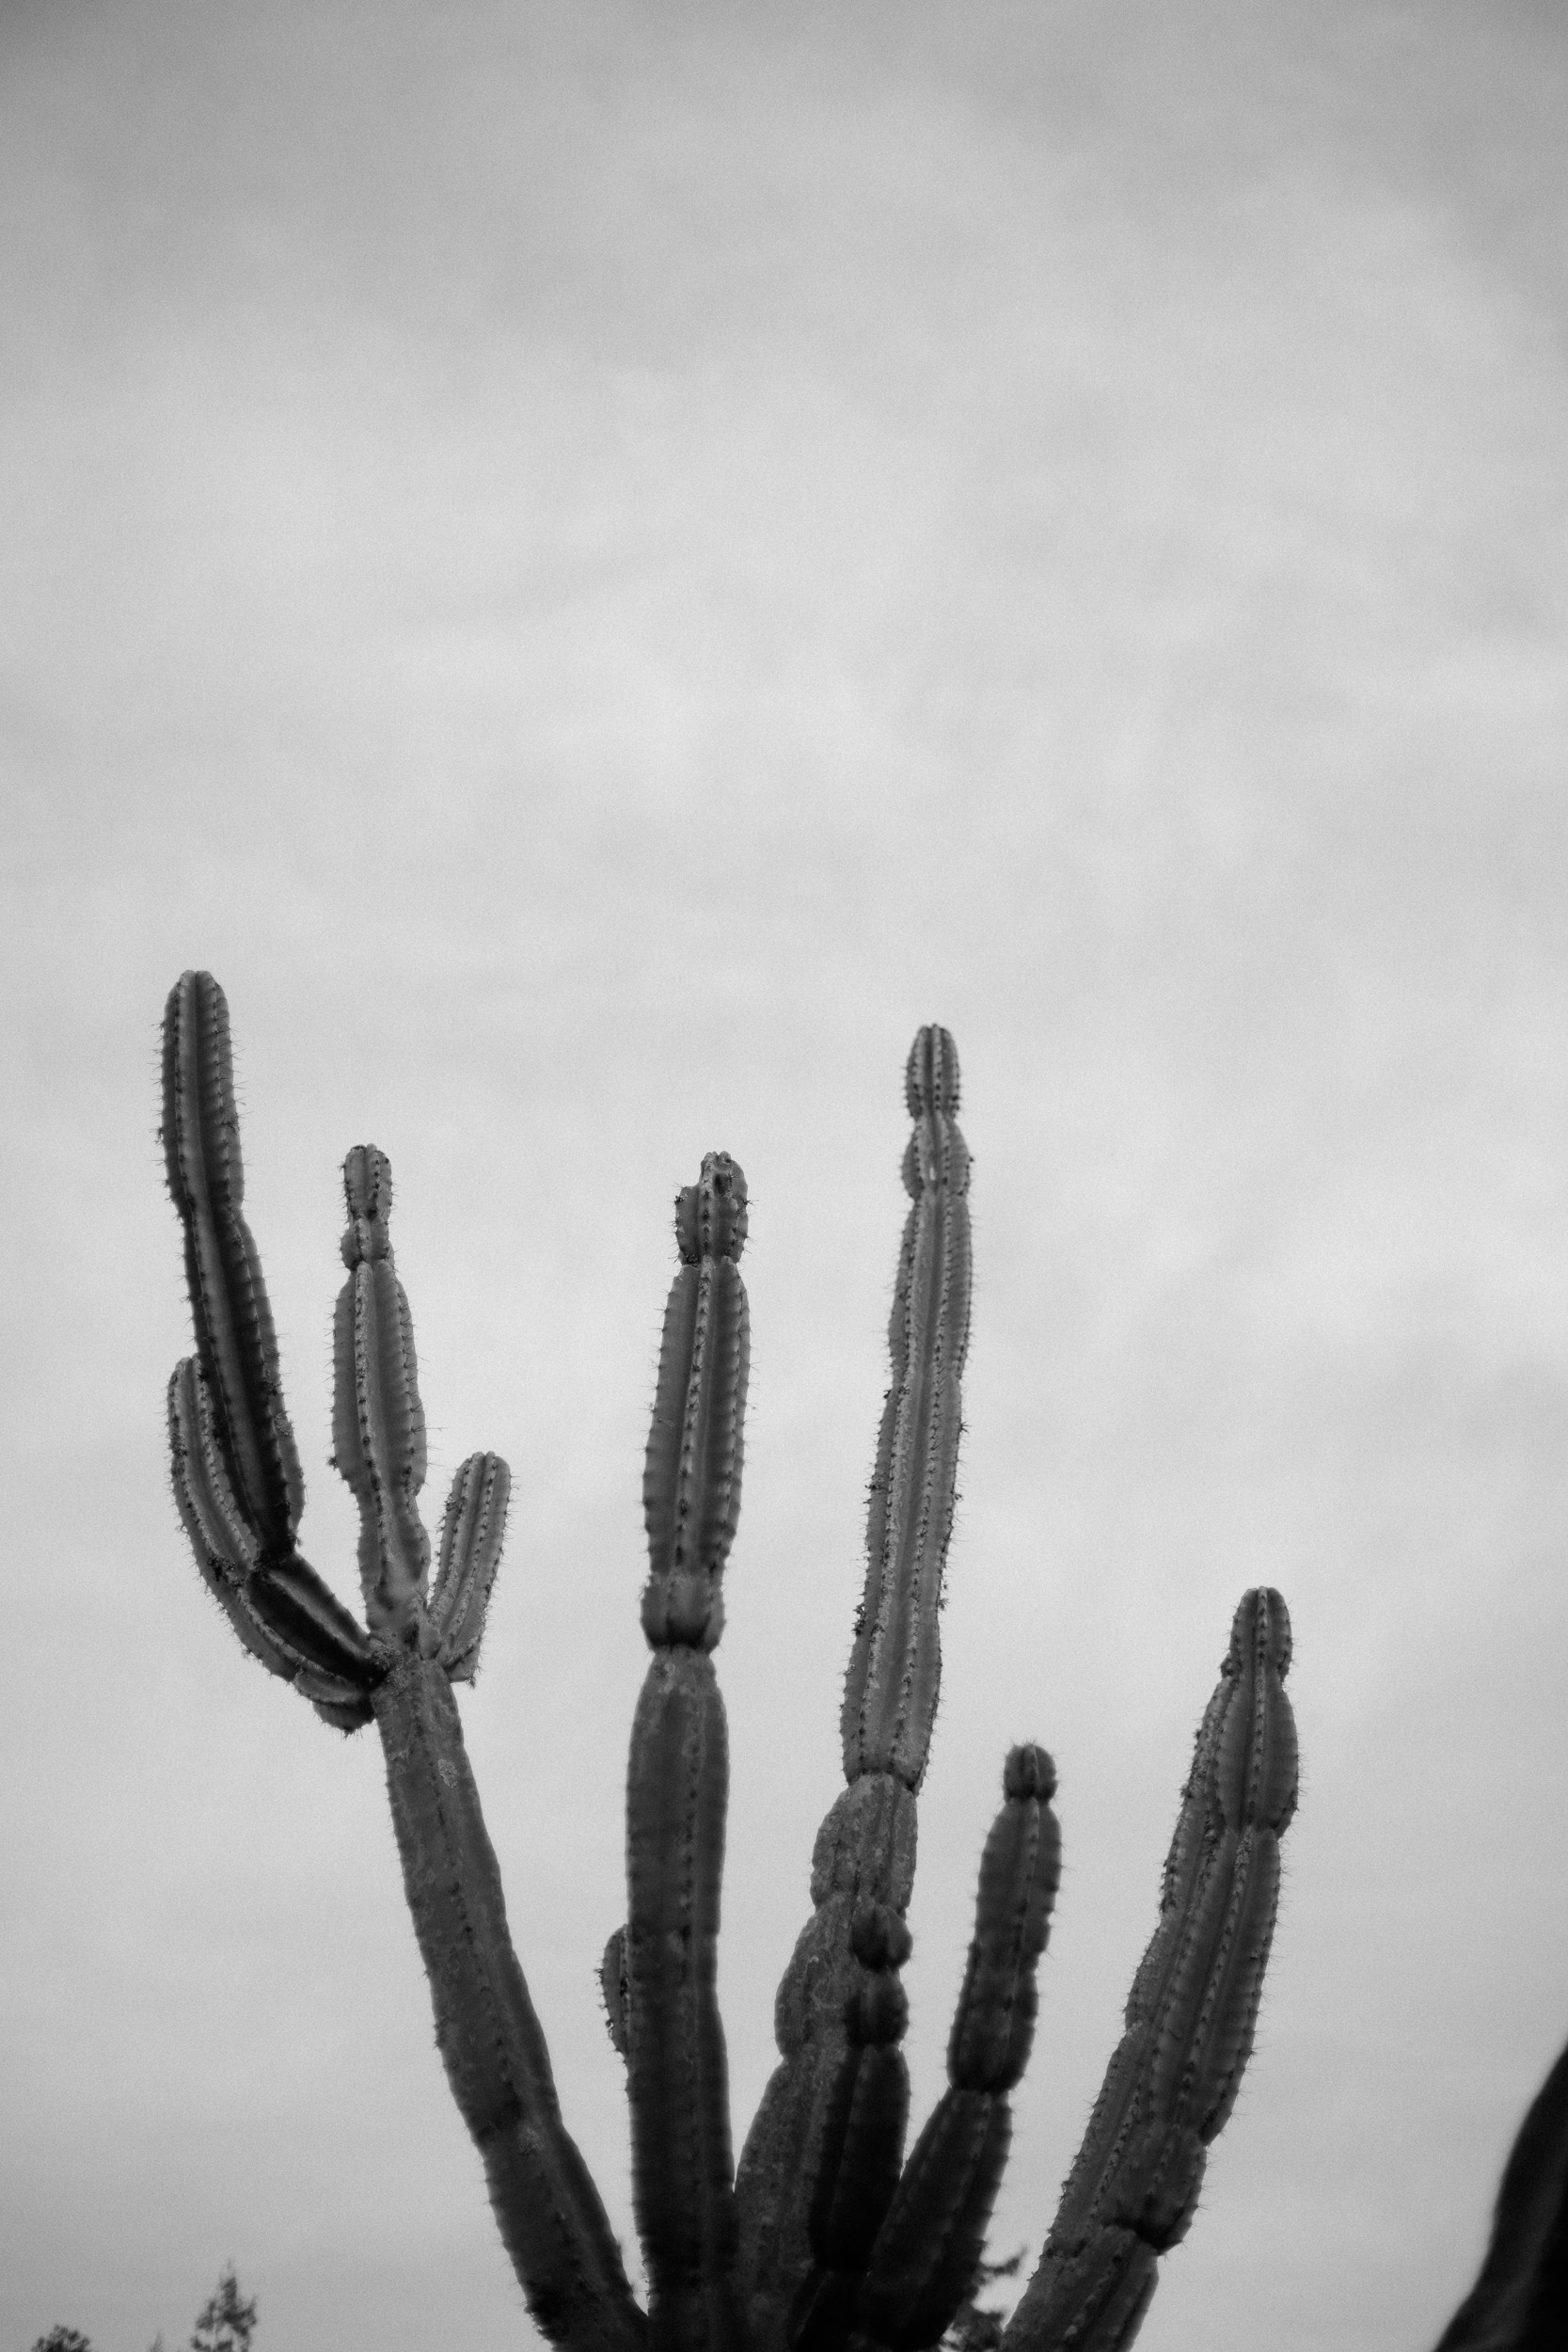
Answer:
3;4;1566;2349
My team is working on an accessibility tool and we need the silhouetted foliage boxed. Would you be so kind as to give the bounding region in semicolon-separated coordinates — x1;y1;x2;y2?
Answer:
942;2248;1025;2350
188;2266;257;2352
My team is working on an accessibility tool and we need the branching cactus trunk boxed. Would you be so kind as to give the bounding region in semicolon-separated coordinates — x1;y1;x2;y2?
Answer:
160;973;1324;2352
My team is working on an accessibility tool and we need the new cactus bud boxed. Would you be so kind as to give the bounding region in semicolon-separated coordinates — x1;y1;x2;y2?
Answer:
626;1155;750;2349
1004;1589;1297;2352
600;1926;630;2060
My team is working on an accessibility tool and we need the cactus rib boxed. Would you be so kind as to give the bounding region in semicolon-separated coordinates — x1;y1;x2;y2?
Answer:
1003;1587;1297;2352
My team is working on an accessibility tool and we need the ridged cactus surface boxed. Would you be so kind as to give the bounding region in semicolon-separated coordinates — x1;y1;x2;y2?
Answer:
161;969;1555;2352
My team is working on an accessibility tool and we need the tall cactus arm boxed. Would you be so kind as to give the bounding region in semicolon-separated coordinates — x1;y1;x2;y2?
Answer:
736;1028;970;2352
800;1746;1059;2352
1433;2033;1568;2352
842;1025;971;1790
163;972;381;1724
163;969;304;1552
626;1153;749;2352
375;1652;648;2352
1003;1587;1297;2352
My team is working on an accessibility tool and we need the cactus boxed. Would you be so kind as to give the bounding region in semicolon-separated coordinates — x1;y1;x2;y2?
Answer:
161;971;1302;2351
1434;2034;1568;2352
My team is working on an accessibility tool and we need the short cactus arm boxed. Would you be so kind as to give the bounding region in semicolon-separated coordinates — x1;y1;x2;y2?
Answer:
625;1153;749;2351
736;1029;969;2352
1433;2033;1568;2352
431;1450;511;1680
1004;1588;1297;2352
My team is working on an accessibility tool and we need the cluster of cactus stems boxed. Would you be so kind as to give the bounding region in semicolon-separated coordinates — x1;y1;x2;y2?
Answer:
160;972;1564;2351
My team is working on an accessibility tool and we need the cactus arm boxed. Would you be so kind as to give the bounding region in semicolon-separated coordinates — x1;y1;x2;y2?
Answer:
1433;2033;1568;2352
331;1146;435;1651
162;970;304;1553
325;1142;641;2334
167;1358;378;1727
625;1152;749;2351
736;1028;969;2352
842;1745;1059;2352
1003;1588;1297;2352
841;1025;970;1789
374;1651;646;2352
788;1908;913;2352
431;1452;511;1680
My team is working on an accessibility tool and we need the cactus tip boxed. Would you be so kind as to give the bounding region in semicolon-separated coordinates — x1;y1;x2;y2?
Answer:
341;1146;395;1267
1232;1585;1292;1677
905;1025;960;1120
674;1150;748;1265
1004;1743;1055;1803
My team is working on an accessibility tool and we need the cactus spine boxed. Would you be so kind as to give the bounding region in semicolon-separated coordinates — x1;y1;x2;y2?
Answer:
161;975;1312;2352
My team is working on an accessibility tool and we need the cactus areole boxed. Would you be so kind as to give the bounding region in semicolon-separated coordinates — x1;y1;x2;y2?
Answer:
161;972;1299;2352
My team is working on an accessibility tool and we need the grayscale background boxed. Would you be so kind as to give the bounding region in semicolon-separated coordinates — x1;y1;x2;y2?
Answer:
3;3;1565;2347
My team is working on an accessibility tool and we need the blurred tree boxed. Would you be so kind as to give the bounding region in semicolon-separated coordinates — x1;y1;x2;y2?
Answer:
30;2331;93;2352
188;2267;258;2352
